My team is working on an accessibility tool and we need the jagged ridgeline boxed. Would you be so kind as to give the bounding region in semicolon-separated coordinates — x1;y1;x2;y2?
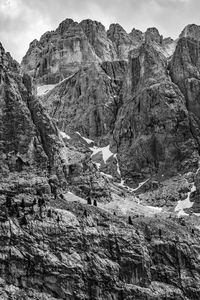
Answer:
1;18;200;299
22;20;200;185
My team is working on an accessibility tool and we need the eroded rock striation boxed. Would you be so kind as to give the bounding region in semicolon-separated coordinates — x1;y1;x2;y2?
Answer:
111;41;199;184
3;19;200;299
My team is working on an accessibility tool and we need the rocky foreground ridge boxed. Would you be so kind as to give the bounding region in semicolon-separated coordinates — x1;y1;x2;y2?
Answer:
1;20;200;299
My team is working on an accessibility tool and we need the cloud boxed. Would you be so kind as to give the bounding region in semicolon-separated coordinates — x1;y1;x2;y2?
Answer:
0;0;199;62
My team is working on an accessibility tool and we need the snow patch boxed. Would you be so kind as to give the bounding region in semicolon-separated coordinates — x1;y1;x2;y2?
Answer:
146;205;162;212
100;172;113;179
95;163;101;170
175;182;196;216
132;179;150;191
117;178;149;193
59;131;71;139
76;132;94;144
37;84;57;96
113;154;121;176
90;145;113;163
37;73;77;96
163;43;176;57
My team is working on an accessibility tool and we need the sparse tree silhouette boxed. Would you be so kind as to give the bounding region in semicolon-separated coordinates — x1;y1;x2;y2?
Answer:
30;206;34;215
14;203;19;215
128;216;133;225
50;183;57;199
5;195;12;208
159;228;162;239
93;199;97;207
135;229;140;236
21;214;28;226
87;196;92;205
144;224;151;242
47;209;52;218
21;198;25;211
56;215;60;225
16;209;20;218
38;197;42;207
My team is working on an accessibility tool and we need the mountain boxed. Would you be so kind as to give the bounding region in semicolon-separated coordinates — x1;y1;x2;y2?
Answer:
2;18;200;299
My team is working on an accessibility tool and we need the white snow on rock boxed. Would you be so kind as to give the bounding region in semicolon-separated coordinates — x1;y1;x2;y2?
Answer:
54;208;79;226
59;131;71;139
37;84;57;96
117;178;149;193
100;172;113;179
146;205;162;212
163;42;176;57
37;73;77;96
95;163;101;170
175;182;196;217
153;42;176;59
76;132;94;144
90;145;113;163
102;196;162;217
114;154;121;175
59;131;71;140
132;178;150;191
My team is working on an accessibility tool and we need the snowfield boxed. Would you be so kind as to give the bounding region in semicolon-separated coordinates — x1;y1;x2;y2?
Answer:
37;84;57;96
175;182;196;217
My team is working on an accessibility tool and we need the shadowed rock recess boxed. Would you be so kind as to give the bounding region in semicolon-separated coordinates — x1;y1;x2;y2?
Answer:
2;18;200;299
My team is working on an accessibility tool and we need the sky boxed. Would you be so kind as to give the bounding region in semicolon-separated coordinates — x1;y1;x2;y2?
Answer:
0;0;199;62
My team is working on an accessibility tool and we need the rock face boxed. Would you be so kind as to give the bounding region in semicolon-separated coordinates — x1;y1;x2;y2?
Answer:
0;42;67;182
21;19;100;84
22;19;200;184
1;198;200;299
111;41;199;184
145;27;162;44
3;18;200;300
79;19;117;61
21;19;143;85
170;31;200;147
179;24;200;41
41;63;121;142
107;23;137;60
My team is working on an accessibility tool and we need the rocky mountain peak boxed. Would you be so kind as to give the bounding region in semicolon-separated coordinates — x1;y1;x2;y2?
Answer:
0;43;19;74
107;23;130;43
56;18;77;35
79;19;117;60
145;27;162;44
107;23;136;60
180;23;200;41
129;28;144;44
80;19;106;33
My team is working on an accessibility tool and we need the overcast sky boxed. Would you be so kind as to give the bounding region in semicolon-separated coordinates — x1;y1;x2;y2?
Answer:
0;0;199;62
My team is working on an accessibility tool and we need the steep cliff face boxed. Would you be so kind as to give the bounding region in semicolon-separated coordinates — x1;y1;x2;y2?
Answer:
21;19;100;84
21;19;143;85
3;18;200;300
179;24;200;40
22;19;200;185
111;41;199;184
40;63;121;142
145;27;162;44
107;23;138;60
79;19;117;61
0;42;68;182
170;32;200;147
